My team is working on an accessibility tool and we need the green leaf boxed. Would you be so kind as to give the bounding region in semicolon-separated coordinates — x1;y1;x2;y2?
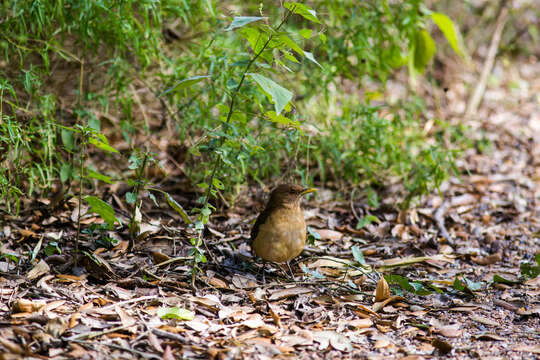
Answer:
204;0;215;17
284;2;321;24
84;196;119;230
385;275;433;296
319;33;326;43
226;16;266;31
304;51;322;68
161;75;209;96
299;28;312;39
356;215;379;229
520;254;540;279
60;163;73;183
453;277;482;293
86;169;115;184
1;253;19;263
265;111;300;129
88;116;100;132
431;12;465;58
413;30;436;74
88;135;118;153
492;275;518;285
125;192;137;204
212;178;225;190
351;246;366;265
301;264;325;279
307;226;320;246
279;34;304;56
61;128;75;150
238;27;265;53
128;153;142;170
464;277;482;291
248;73;293;115
45;242;61;256
281;51;300;64
150;190;192;224
157;307;195;321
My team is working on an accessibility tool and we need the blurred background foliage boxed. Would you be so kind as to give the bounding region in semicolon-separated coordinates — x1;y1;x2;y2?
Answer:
0;0;538;213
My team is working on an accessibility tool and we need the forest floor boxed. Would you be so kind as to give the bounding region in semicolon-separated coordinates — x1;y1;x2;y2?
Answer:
1;55;539;359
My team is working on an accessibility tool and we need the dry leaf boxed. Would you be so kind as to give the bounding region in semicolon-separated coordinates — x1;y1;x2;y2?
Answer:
471;252;501;265
268;287;312;301
231;275;257;289
312;331;352;352
475;332;506;341
512;344;540;354
27;260;50;280
375;277;390;302
308;257;351;269
373;336;391;349
315;229;343;241
432;338;452;354
152;251;170;264
12;299;46;313
470;315;499;326
163;345;175;360
147;331;164;353
242;314;265;329
347;318;373;329
208;276;228;289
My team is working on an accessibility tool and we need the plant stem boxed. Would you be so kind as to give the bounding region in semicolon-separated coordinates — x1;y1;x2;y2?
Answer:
74;60;85;268
128;152;149;251
201;7;295;207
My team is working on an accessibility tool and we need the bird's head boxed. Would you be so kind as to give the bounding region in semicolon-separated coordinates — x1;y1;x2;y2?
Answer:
268;184;317;207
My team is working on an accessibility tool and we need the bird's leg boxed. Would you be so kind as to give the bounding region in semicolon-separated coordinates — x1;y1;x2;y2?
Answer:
260;259;266;284
286;261;295;281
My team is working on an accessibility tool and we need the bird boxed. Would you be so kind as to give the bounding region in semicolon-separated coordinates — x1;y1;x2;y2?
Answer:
250;184;316;279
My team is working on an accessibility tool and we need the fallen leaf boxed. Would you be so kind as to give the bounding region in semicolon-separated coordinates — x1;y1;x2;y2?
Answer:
27;260;50;280
471;253;501;265
432;338;452;354
375;277;390;302
439;325;462;338
208;276;228;289
314;229;343;241
148;331;164;353
308;257;351;269
312;331;352;351
231;275;258;289
512;344;540;354
268;287;312;301
373;336;390;349
184;317;210;332
470;315;499;326
475;332;506;341
347;318;373;329
242;314;265;329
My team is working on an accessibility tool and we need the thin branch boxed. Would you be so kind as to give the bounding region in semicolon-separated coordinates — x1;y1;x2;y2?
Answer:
465;6;508;118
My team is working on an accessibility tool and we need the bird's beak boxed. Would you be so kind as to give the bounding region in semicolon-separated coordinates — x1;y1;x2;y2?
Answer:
300;187;317;196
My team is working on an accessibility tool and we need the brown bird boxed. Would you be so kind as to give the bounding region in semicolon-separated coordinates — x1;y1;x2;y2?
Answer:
250;184;316;278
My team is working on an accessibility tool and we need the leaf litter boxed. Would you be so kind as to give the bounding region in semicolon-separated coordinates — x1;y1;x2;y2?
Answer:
1;45;540;360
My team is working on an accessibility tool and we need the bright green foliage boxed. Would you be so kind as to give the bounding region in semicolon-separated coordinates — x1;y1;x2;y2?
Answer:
157;307;195;321
431;12;467;58
520;254;540;280
0;0;467;221
84;196;120;230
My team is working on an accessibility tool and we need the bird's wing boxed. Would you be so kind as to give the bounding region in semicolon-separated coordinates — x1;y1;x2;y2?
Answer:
250;203;277;245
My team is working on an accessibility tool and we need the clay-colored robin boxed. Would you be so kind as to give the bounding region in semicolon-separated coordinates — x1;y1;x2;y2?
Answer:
250;184;316;276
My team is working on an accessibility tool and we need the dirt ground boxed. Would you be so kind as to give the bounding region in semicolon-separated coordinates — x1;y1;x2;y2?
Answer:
1;51;539;359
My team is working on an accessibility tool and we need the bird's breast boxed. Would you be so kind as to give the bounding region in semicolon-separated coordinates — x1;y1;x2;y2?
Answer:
252;206;306;263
